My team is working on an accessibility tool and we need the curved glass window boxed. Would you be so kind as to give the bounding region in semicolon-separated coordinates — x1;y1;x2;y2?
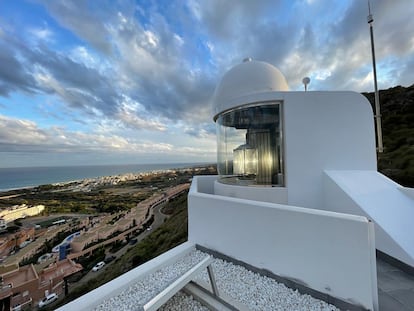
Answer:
216;102;284;186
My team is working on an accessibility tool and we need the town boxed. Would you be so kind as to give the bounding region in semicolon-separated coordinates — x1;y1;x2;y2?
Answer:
0;165;216;310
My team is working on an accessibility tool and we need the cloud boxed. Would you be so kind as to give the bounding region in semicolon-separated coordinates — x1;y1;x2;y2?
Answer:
0;116;48;146
29;25;54;42
390;56;414;88
30;47;120;115
38;0;114;55
107;6;217;121
69;46;104;69
10;0;413;122
0;0;413;167
0;114;166;155
0;115;216;169
1;0;218;126
188;0;414;92
116;108;166;132
0;42;37;96
183;123;216;138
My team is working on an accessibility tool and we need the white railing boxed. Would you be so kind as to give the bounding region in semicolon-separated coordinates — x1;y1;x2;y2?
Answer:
57;242;208;311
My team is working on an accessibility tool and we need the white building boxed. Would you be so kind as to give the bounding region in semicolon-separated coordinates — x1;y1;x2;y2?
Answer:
58;60;414;311
0;204;45;223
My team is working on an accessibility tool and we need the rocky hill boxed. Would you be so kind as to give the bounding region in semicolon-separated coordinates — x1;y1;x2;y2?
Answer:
362;84;414;187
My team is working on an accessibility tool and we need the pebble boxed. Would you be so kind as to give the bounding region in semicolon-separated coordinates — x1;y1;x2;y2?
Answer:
159;292;209;311
194;256;339;311
93;250;340;311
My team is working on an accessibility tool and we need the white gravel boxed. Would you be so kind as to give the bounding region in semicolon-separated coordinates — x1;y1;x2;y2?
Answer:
194;255;340;311
159;292;210;311
92;250;207;311
93;249;340;311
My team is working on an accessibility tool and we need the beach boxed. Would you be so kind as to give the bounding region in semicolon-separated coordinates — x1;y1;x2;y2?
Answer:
0;163;208;192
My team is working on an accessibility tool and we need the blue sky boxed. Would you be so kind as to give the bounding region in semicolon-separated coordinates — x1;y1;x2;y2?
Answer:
0;0;413;168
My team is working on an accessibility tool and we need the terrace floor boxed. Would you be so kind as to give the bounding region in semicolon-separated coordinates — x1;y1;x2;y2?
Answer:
377;258;414;310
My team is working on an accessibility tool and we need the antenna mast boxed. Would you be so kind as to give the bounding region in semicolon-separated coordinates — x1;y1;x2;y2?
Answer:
302;77;310;91
368;0;383;153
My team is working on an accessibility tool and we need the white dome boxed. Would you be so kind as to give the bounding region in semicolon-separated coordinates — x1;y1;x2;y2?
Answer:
213;59;289;119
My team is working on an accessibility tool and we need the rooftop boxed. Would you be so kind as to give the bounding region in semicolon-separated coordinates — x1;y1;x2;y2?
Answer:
2;264;37;286
39;259;82;283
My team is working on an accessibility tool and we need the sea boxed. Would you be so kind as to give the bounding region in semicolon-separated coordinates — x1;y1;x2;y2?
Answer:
0;163;206;192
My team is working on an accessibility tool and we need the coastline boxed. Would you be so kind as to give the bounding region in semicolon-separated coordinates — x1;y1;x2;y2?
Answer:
0;163;217;308
0;163;212;195
0;162;212;193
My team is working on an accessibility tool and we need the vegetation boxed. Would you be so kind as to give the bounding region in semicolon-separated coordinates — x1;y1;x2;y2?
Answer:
161;194;186;215
108;240;126;253
0;185;154;215
0;165;216;213
363;84;414;187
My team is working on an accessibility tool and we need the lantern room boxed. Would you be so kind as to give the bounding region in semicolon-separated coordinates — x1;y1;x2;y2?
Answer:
213;58;289;186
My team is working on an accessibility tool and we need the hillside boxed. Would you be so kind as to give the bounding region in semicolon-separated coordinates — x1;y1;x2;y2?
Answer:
363;84;414;187
55;192;189;309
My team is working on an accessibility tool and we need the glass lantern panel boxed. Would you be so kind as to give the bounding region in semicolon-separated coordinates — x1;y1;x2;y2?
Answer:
216;102;283;186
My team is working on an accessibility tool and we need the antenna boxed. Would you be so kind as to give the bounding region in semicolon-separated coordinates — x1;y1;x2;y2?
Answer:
367;0;383;153
367;0;373;23
302;77;310;91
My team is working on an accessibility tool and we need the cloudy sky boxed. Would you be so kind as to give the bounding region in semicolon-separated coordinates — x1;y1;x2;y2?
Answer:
0;0;413;168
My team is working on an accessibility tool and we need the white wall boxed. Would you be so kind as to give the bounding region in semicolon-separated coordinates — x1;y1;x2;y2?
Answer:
214;180;288;204
282;91;377;209
189;176;378;310
400;187;414;200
